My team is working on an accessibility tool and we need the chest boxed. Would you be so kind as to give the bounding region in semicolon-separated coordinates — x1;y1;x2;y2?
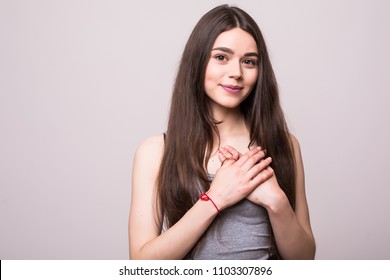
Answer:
206;142;252;175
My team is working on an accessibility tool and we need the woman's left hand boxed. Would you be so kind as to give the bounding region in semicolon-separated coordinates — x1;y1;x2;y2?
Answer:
220;141;316;259
218;145;286;209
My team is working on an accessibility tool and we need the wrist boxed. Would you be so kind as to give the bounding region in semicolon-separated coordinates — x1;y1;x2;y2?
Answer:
200;193;221;214
204;188;229;212
264;192;290;216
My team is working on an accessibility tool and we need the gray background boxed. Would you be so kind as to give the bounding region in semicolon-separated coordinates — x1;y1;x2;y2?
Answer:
1;0;389;259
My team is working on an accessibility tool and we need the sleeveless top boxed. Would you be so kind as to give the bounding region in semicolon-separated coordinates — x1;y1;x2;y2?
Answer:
186;174;272;260
162;134;271;259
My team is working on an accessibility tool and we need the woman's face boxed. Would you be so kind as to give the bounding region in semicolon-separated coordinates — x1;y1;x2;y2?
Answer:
204;27;259;111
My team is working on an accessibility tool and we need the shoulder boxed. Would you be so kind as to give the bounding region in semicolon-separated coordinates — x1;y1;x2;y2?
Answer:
133;134;165;173
288;134;301;154
288;133;304;167
135;134;165;157
288;133;300;149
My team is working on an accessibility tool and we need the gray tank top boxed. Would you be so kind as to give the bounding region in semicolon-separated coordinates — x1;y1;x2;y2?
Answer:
186;175;272;259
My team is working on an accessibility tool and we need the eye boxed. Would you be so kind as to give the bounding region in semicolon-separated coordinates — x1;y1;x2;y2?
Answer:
243;59;257;66
214;54;228;62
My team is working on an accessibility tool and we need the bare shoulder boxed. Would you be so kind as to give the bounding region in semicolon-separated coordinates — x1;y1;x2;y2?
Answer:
288;133;305;174
135;134;165;157
130;134;165;253
288;133;301;152
133;134;165;175
288;133;303;159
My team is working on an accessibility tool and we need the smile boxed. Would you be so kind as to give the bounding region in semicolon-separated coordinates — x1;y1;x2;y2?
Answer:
220;84;243;94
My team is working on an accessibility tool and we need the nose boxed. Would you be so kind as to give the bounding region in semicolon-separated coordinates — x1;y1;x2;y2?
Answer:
228;59;243;80
229;60;242;80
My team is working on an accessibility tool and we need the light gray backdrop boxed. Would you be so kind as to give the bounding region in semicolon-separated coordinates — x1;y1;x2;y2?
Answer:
1;0;389;259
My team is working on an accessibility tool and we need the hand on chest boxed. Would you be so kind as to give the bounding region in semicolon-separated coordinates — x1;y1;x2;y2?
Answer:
206;141;252;175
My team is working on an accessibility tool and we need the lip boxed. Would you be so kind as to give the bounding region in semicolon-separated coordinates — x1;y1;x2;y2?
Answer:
220;84;243;94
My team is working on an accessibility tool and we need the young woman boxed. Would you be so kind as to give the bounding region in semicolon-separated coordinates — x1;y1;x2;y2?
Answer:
129;4;315;259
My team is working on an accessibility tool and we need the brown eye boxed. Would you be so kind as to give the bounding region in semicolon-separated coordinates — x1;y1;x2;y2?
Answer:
215;55;227;61
243;59;256;65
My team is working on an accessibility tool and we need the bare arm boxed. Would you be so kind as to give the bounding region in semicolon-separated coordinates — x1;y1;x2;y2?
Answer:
219;136;316;259
263;135;316;259
128;136;272;259
129;135;216;259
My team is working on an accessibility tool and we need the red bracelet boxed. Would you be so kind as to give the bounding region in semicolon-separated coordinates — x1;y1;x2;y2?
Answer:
200;193;220;214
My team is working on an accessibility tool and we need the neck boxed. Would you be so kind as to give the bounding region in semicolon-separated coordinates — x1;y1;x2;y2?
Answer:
211;105;250;148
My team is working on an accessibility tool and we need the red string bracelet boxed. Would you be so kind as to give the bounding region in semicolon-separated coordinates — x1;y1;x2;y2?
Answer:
200;193;221;214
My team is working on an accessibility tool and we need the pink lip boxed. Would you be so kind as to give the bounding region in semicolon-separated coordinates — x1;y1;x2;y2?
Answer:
220;84;243;94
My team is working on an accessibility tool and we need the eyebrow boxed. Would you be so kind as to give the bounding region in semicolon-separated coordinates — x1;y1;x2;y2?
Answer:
211;47;259;57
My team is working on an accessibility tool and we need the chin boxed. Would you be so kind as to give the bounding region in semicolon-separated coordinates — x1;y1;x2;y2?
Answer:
217;102;242;110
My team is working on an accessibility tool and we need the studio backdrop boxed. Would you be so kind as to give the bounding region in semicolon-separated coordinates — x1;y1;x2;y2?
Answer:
1;0;389;259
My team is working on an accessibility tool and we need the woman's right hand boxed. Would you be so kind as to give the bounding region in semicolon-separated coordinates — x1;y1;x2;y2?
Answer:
206;146;273;211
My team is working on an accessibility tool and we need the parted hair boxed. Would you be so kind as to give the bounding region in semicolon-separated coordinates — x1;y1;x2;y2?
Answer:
156;4;296;259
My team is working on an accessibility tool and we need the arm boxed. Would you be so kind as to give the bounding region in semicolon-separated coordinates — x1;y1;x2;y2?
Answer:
219;137;316;259
129;135;216;259
248;136;315;259
128;136;272;259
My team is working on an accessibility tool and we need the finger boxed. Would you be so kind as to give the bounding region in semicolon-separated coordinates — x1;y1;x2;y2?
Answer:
222;145;241;160
218;154;235;166
246;157;272;179
218;151;227;163
218;148;236;167
248;166;274;189
218;147;232;166
240;148;267;171
218;147;231;159
235;146;262;167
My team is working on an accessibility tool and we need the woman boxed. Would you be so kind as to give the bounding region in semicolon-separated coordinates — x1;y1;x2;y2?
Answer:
129;4;315;259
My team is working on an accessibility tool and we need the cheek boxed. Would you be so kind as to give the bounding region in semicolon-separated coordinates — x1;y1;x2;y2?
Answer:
205;64;221;81
204;64;221;90
246;70;258;87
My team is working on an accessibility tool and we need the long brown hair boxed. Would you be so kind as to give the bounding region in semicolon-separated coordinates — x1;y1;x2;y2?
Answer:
156;4;296;259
